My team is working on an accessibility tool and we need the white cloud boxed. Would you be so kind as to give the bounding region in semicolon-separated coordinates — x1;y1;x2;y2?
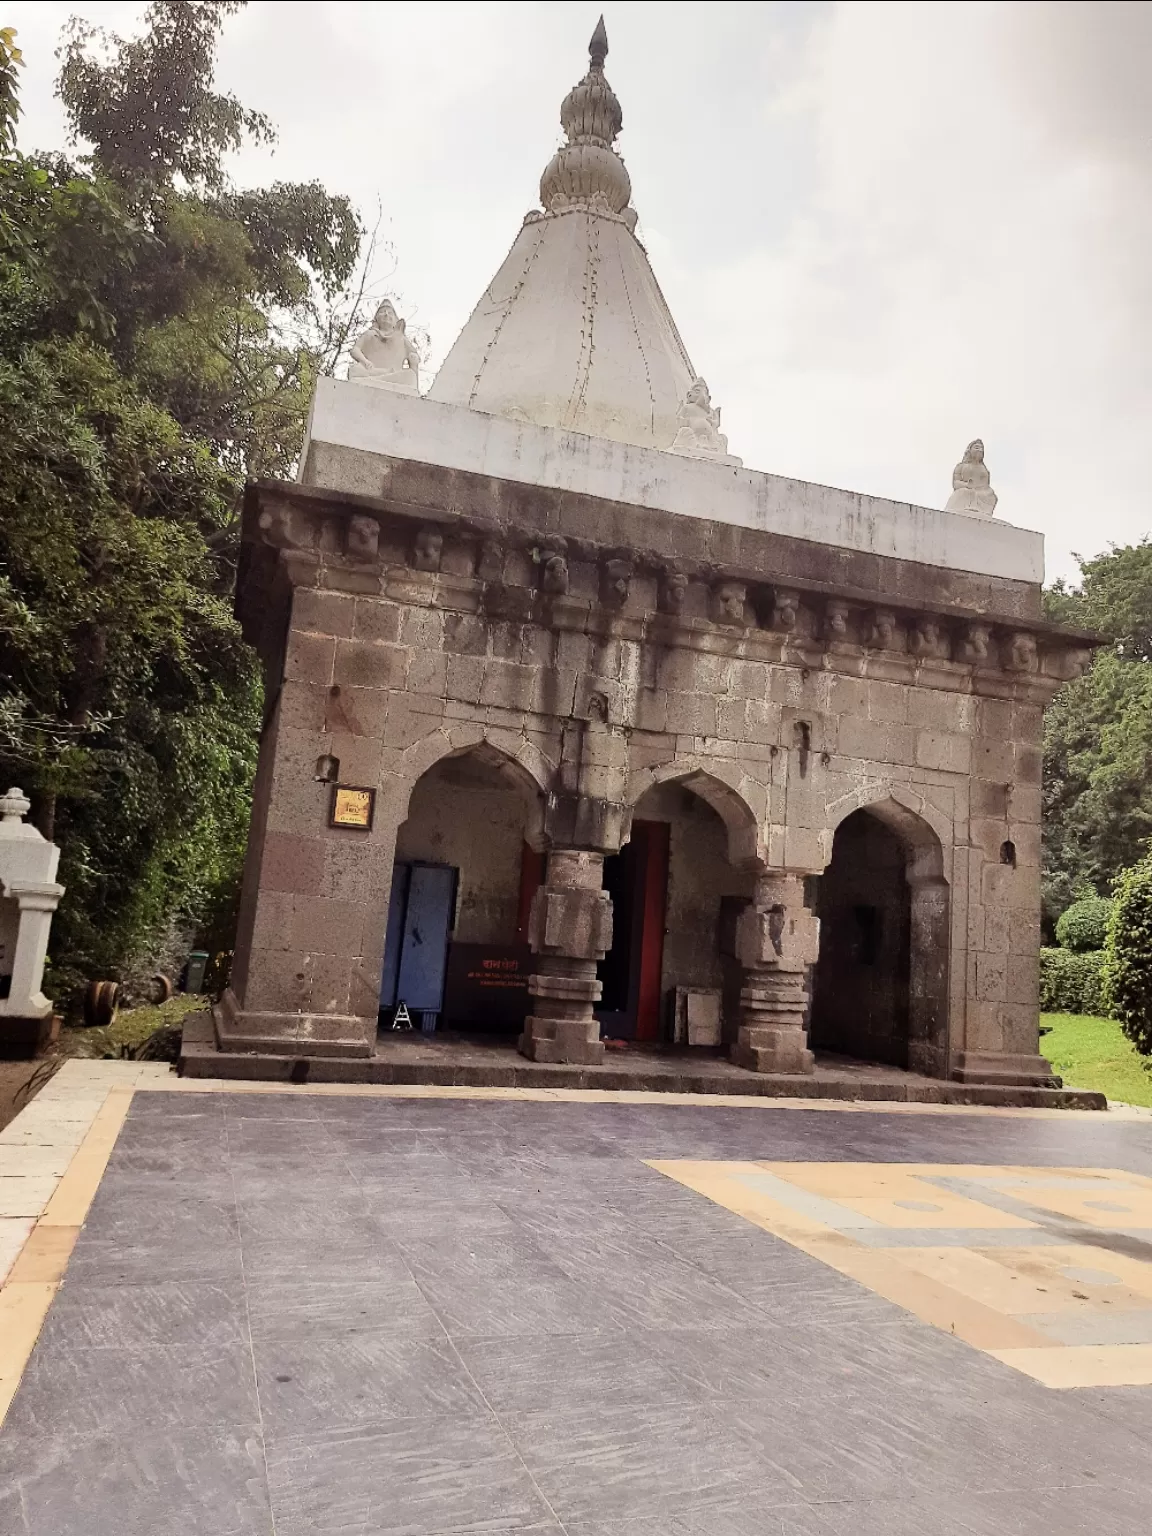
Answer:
6;0;1149;580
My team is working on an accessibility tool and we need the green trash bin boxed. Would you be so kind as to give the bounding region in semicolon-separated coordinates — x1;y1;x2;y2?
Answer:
185;950;210;995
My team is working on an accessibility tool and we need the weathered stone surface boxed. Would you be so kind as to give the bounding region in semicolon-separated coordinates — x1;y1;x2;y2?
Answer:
221;466;1099;1080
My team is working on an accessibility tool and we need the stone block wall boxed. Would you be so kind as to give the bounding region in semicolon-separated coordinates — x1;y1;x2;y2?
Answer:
218;479;1093;1080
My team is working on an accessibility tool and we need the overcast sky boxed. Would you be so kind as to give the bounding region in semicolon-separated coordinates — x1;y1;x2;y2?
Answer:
6;0;1150;582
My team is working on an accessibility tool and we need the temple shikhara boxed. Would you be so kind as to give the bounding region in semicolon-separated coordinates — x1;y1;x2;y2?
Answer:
190;22;1095;1095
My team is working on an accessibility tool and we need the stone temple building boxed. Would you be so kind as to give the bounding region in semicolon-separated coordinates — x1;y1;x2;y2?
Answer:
208;23;1094;1089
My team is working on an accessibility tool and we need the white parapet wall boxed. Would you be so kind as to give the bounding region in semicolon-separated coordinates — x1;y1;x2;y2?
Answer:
300;380;1044;586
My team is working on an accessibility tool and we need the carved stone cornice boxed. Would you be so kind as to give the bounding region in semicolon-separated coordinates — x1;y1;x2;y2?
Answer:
240;481;1100;699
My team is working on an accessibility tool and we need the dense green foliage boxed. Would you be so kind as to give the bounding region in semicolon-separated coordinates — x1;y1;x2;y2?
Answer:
1039;947;1107;1017
1055;896;1114;954
0;4;362;997
1043;543;1152;928
1103;858;1152;1057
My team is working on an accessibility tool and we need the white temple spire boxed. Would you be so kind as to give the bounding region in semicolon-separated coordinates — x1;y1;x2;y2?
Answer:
427;22;728;458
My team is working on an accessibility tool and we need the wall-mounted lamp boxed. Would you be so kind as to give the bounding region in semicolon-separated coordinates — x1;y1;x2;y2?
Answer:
314;754;341;784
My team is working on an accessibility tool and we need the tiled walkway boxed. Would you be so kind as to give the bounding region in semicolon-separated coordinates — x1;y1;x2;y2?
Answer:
3;1070;1152;1533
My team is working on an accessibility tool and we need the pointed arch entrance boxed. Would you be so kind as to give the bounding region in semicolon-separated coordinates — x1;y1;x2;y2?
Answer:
810;799;950;1076
598;767;762;1041
380;742;545;1032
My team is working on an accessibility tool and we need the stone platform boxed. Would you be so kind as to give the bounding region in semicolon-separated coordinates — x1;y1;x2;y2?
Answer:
179;1014;1104;1109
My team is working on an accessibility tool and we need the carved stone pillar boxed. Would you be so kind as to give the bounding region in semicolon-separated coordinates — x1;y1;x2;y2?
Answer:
730;873;818;1075
520;848;613;1065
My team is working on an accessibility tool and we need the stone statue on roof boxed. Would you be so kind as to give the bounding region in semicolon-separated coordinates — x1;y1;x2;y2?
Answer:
669;378;741;466
347;300;421;394
945;439;997;518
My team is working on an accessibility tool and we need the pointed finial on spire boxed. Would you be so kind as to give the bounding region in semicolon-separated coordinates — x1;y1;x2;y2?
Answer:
539;16;630;216
589;15;608;69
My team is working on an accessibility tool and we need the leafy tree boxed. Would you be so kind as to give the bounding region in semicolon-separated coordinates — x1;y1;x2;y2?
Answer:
1043;545;1152;930
0;3;365;999
1104;858;1152;1056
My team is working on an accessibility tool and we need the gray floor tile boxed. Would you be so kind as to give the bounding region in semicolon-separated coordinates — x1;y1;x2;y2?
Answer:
235;1191;368;1245
5;1342;259;1436
503;1401;789;1522
247;1272;442;1340
253;1331;488;1436
80;1186;240;1249
65;1232;245;1285
265;1417;554;1535
413;1264;624;1339
395;1227;567;1280
240;1229;405;1279
810;1483;1152;1535
457;1332;704;1414
40;1277;248;1352
0;1424;270;1536
371;1197;519;1239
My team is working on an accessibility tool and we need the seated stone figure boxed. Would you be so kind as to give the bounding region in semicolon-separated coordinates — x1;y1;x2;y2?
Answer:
945;439;998;517
669;378;741;465
347;300;421;393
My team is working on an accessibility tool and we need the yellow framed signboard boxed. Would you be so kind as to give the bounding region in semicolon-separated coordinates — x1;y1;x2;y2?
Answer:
329;784;375;830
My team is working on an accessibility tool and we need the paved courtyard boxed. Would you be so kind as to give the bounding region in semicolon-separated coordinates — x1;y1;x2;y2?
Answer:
4;1073;1152;1533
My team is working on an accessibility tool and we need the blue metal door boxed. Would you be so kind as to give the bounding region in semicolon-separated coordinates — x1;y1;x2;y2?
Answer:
394;864;457;1013
379;863;410;1010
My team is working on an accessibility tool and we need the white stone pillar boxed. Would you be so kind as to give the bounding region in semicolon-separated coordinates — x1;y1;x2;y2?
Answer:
0;788;65;1023
2;883;64;1018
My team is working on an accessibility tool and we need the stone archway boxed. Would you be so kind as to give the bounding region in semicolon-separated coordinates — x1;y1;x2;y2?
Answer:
596;765;764;1041
381;741;547;1032
810;798;950;1077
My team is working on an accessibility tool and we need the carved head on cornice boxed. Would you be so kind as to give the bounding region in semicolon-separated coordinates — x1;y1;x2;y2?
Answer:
772;589;800;633
660;570;689;615
1004;631;1039;673
413;525;443;572
824;600;850;642
866;609;897;650
713;580;748;628
602;557;633;610
958;622;991;664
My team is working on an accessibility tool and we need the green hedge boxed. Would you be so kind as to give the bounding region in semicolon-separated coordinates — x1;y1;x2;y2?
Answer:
1056;897;1114;953
1039;947;1108;1016
1103;858;1152;1056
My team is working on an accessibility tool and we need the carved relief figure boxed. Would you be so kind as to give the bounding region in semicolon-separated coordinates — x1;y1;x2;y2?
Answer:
908;618;943;659
346;515;380;563
824;601;850;643
601;558;633;609
945;439;998;518
866;609;898;650
347;300;421;393
958;622;991;664
669;379;740;464
1005;631;1039;673
660;570;688;615
413;526;443;572
712;580;748;627
772;589;800;633
540;539;570;595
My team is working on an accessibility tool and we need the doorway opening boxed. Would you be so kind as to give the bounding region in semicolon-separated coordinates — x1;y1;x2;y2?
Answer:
380;746;543;1034
809;803;950;1075
596;779;756;1041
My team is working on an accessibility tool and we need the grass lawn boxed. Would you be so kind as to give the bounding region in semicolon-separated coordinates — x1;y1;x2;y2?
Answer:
1041;1011;1152;1107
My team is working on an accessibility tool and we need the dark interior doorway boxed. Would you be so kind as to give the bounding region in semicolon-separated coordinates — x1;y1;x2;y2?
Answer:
810;809;912;1067
597;821;669;1040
